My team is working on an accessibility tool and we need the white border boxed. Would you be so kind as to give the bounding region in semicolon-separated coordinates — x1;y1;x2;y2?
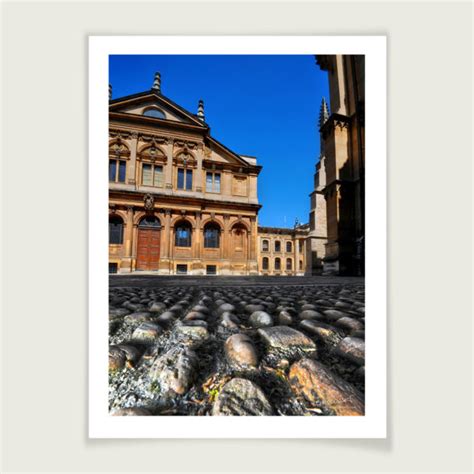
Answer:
89;36;386;438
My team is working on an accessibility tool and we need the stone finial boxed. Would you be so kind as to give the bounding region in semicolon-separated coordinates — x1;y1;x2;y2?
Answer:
318;97;329;129
152;72;161;92
197;99;205;122
109;84;112;100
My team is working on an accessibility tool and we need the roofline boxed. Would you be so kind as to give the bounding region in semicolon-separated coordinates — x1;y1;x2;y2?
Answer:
109;89;206;127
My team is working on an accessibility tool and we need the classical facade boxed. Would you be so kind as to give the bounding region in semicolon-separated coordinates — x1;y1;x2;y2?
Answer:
258;225;309;276
108;73;261;275
309;55;365;275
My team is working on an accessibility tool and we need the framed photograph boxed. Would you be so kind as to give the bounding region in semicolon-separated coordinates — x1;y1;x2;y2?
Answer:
89;35;386;438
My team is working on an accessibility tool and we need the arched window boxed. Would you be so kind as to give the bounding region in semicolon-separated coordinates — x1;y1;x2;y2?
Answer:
143;108;166;119
138;215;161;228
175;220;192;247
286;241;293;253
299;260;303;270
274;257;281;271
109;215;124;244
274;240;281;252
286;258;292;271
262;257;269;270
204;223;220;248
262;239;269;252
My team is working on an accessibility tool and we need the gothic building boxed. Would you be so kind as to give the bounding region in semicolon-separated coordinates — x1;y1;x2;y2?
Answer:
308;55;365;275
108;73;261;275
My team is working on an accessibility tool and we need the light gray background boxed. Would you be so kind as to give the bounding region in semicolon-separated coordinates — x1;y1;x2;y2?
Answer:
1;1;472;473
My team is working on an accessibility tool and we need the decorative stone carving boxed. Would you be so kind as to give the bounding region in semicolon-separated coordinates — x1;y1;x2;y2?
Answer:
143;193;154;211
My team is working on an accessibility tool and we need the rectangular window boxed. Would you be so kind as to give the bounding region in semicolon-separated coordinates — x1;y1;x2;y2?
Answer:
109;262;118;274
176;264;188;274
153;165;164;187
118;161;126;182
206;265;217;275
177;168;185;189
178;168;193;190
142;164;164;187
206;172;221;193
109;160;117;182
185;169;193;190
142;163;153;186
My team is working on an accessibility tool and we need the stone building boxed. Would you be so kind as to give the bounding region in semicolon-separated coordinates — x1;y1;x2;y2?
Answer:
309;55;365;275
257;225;309;276
108;73;261;275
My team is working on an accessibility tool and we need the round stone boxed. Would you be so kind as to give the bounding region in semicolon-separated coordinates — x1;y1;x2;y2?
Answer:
212;378;273;416
249;311;273;328
225;333;258;368
109;346;126;371
131;322;162;342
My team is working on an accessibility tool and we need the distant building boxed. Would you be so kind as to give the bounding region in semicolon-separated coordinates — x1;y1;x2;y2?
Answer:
309;55;365;275
257;224;309;276
108;73;262;275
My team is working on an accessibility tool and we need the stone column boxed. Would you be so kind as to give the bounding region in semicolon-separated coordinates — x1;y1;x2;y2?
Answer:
161;209;171;259
195;147;203;193
295;238;300;275
194;211;202;260
164;140;174;190
124;206;134;257
128;134;138;188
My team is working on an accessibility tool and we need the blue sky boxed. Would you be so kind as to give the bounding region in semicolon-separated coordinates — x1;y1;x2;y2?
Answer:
109;55;329;228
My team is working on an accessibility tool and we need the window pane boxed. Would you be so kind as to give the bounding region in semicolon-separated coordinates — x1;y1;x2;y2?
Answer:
154;166;163;187
286;258;292;270
109;221;123;244
262;257;268;270
186;169;193;190
286;242;292;252
175;226;191;247
214;173;221;192
275;258;281;270
275;241;281;252
206;172;213;192
118;161;126;182
142;164;152;186
109;160;117;182
177;169;184;189
204;227;220;248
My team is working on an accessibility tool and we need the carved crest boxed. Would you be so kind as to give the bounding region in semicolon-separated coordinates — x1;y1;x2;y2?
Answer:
143;193;154;211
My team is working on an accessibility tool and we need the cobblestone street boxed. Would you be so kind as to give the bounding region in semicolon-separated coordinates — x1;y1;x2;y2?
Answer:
109;276;365;416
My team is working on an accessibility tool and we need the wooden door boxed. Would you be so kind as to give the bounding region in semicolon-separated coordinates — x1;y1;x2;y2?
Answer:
136;228;160;271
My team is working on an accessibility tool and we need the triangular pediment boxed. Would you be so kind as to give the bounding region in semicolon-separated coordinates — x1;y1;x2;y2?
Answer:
109;91;206;127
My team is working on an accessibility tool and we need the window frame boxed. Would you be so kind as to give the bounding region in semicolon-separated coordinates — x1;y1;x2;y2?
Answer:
109;216;124;245
177;167;193;191
141;162;164;188
205;171;221;193
262;239;269;252
274;257;281;271
203;223;221;249
109;158;127;183
274;240;281;253
175;221;192;247
286;258;292;271
286;241;293;253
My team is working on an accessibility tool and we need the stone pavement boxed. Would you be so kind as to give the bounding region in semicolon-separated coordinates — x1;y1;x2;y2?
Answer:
108;275;365;416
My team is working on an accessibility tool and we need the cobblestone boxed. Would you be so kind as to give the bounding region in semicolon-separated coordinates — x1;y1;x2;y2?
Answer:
108;275;365;416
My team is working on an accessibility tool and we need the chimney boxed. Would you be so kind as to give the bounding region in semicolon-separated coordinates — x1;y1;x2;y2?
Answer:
152;72;161;93
197;99;205;122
